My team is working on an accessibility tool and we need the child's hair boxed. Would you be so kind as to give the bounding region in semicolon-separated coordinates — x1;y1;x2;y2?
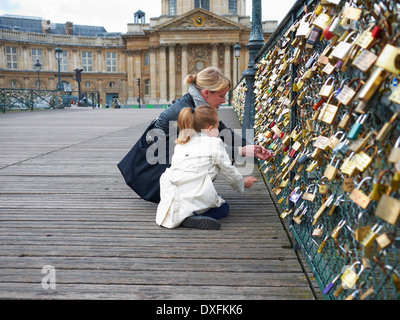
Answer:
176;105;219;145
184;67;231;93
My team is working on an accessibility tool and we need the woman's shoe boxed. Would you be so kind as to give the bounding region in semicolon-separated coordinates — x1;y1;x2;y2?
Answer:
181;215;221;230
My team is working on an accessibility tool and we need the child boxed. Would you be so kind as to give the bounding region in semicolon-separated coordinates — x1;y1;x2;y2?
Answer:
156;105;257;230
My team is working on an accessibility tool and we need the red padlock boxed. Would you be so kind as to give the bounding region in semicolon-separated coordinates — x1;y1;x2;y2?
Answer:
313;97;326;111
371;25;383;39
323;24;334;40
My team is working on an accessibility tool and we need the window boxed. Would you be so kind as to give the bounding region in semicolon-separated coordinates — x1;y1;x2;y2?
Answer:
194;0;209;10
229;0;237;14
6;46;17;70
60;51;68;72
145;79;151;95
144;52;150;66
106;52;117;72
85;81;92;89
32;49;43;69
82;51;93;72
169;0;177;15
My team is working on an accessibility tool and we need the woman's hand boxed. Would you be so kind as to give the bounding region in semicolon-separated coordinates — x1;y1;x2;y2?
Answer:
239;145;274;160
244;176;257;188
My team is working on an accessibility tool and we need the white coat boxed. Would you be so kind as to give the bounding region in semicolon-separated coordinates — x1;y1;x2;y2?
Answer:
156;133;245;228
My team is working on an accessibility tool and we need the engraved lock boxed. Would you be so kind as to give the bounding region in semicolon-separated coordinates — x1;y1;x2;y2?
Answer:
347;114;368;140
302;184;317;202
336;78;363;106
317;90;340;124
350;176;373;209
318;176;329;194
324;156;340;181
388;136;400;163
375;33;400;75
319;76;336;97
352;38;381;73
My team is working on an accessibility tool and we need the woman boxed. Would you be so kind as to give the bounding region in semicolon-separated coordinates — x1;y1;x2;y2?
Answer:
154;67;271;161
156;106;257;230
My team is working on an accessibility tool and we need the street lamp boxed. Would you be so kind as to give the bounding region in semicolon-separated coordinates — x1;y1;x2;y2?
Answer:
35;59;42;90
55;45;63;90
234;43;241;86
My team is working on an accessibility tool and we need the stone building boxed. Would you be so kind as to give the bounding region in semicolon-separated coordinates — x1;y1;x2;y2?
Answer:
0;0;276;106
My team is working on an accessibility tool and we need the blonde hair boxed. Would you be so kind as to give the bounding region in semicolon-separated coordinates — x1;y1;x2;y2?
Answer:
176;105;219;145
184;67;231;93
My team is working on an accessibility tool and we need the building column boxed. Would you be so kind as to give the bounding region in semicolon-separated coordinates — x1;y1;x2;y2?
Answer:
181;44;188;94
212;44;219;68
126;50;135;104
159;44;168;104
169;44;176;102
149;46;158;104
224;43;232;81
134;50;142;102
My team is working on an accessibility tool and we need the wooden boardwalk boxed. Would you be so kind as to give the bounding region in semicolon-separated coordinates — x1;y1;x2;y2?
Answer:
0;107;316;300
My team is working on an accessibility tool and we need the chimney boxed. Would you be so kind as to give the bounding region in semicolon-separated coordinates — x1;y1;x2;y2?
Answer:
65;21;73;35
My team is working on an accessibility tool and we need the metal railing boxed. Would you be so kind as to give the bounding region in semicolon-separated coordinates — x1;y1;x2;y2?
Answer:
233;0;400;300
0;88;100;112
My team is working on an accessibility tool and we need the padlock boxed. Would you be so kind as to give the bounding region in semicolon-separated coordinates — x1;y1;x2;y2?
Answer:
323;274;341;295
369;169;389;201
375;190;400;226
306;160;318;173
293;207;307;225
348;130;373;153
329;16;346;36
312;224;324;238
306;26;323;48
375;33;400;75
331;219;346;239
289;187;303;205
384;265;400;292
347;114;368;140
352;145;378;172
340;261;365;290
312;12;332;30
317;235;329;254
360;223;383;247
319;76;336;97
352;39;381;73
327;131;345;150
328;194;344;216
376;233;393;251
356;67;388;104
376;112;399;142
333;138;350;155
350;176;373;209
324;156;340;181
302;184;317;202
340;153;359;177
318;176;329;194
388;136;400;163
330;30;358;60
317;91;341;124
312;194;335;226
336;78;363;106
295;12;314;38
297;148;312;165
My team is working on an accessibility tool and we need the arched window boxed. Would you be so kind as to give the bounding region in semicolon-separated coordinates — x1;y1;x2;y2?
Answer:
194;0;209;11
229;0;237;14
169;0;177;15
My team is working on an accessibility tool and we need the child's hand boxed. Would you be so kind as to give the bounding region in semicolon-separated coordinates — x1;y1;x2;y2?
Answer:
244;176;257;188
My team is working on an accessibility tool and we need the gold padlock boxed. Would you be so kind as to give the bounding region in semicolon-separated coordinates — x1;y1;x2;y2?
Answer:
375;191;400;226
352;145;378;172
375;33;400;75
350;177;373;209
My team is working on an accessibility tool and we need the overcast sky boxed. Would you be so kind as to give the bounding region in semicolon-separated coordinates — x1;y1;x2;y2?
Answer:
0;0;296;33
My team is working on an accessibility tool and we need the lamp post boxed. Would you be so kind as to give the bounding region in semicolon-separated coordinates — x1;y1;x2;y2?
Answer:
234;43;241;86
55;45;63;90
35;59;42;90
242;0;264;141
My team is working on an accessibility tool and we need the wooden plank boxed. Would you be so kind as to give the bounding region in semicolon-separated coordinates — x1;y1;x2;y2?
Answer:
0;107;316;300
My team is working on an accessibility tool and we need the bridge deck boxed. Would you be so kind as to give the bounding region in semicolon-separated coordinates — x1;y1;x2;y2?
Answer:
0;107;316;300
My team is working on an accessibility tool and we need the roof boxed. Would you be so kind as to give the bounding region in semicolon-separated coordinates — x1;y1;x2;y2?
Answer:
0;14;121;37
